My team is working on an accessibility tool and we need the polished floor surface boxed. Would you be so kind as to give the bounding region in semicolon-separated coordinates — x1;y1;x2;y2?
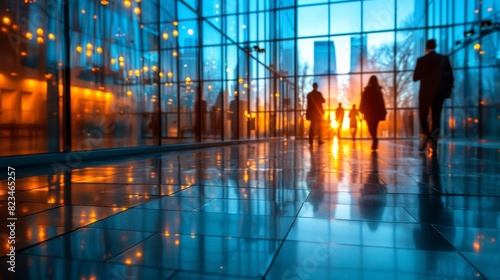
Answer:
1;139;499;279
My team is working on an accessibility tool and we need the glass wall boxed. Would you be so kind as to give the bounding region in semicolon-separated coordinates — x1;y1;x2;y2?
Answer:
1;0;498;157
0;1;65;156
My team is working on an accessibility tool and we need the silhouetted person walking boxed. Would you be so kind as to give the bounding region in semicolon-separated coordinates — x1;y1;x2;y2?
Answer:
413;39;454;153
335;103;344;138
306;82;325;146
348;104;360;141
360;76;386;151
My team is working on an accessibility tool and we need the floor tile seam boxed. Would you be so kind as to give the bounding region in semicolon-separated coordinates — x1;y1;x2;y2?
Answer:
260;172;319;279
430;224;489;280
1;204;65;220
404;203;500;213
14;252;117;266
88;227;289;241
14;228;158;262
100;231;159;263
279;238;459;252
170;195;309;202
190;210;303;218
107;256;262;280
439;193;500;198
107;207;293;216
189;197;218;212
3;221;105;258
400;206;421;224
294;216;420;224
292;216;425;225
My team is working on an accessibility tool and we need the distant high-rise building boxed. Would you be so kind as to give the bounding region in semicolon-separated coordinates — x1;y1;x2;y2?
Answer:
314;41;338;108
314;41;337;75
348;35;368;101
350;35;368;73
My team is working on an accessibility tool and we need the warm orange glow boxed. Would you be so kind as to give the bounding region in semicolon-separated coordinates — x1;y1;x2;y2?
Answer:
473;43;481;51
152;65;158;71
173;30;179;37
173;51;178;57
126;90;133;96
76;46;83;53
162;32;169;40
167;71;173;78
174;240;180;246
143;66;149;72
48;33;55;40
173;21;179;26
36;28;43;36
85;50;92;57
2;17;11;25
134;70;141;76
111;58;116;64
38;228;46;239
473;240;481;252
136;252;142;258
37;37;44;44
20;51;27;56
124;0;131;7
101;0;109;5
96;47;103;53
25;32;33;40
238;78;244;83
125;258;132;265
480;100;486;105
164;231;170;236
134;7;141;14
243;170;249;182
448;117;456;128
474;119;478;123
331;136;339;157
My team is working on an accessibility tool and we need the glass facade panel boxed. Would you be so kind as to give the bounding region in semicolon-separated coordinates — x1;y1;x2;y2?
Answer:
363;0;396;32
0;1;65;156
297;5;329;37
1;0;499;157
330;2;361;35
397;0;419;29
366;32;395;73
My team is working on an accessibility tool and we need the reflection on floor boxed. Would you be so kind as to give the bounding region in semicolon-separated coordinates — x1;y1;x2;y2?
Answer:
1;139;499;279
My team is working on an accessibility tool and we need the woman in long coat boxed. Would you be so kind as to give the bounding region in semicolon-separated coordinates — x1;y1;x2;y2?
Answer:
360;76;387;150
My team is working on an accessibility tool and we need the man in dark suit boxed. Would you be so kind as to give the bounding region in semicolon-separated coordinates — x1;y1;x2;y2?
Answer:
306;82;325;146
413;39;454;153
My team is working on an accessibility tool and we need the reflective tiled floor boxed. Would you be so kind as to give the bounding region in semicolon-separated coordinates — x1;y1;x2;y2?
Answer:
1;139;499;279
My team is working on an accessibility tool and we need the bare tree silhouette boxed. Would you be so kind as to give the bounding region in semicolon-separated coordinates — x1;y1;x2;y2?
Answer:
367;19;415;108
297;61;311;111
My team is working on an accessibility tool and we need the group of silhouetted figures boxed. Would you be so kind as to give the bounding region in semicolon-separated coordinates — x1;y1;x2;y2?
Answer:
306;39;454;153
